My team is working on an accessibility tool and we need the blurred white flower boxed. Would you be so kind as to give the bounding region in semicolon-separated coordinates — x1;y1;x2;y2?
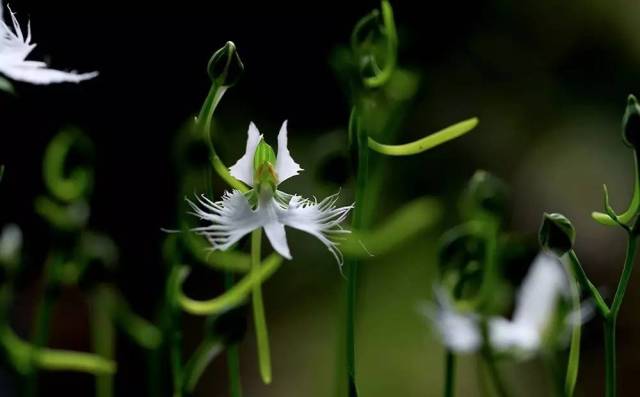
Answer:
188;121;353;266
427;253;569;356
0;223;21;263
0;1;97;84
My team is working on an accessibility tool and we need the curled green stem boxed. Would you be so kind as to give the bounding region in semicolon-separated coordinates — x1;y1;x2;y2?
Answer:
175;253;282;316
367;118;478;156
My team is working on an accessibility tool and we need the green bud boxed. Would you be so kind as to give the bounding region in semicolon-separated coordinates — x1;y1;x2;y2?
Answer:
207;41;244;87
253;139;277;189
464;170;509;217
539;213;575;256
623;95;640;149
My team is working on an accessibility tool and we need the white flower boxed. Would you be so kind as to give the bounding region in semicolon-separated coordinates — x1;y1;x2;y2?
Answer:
0;1;97;84
188;121;353;266
427;253;569;356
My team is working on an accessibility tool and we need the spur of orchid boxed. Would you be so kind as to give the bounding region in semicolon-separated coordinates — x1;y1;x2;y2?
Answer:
0;0;97;85
188;121;353;266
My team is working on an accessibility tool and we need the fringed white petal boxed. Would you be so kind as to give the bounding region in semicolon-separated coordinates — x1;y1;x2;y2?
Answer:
0;2;97;85
186;191;262;251
425;290;482;353
228;122;262;186
0;62;98;84
263;221;291;260
488;318;539;354
512;253;568;332
275;120;303;184
278;192;353;267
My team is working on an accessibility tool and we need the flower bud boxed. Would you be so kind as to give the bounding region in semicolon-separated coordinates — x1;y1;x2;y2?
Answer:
623;95;640;149
539;213;575;256
207;41;244;87
464;170;508;217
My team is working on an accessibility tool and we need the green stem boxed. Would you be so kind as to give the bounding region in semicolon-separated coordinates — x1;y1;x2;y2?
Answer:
567;251;609;317
92;286;115;397
474;218;499;310
198;83;248;193
26;257;58;397
610;234;638;316
182;336;224;394
345;108;369;397
480;322;510;397
167;265;184;397
604;317;616;397
443;351;455;397
225;273;243;397
251;229;271;384
482;352;510;397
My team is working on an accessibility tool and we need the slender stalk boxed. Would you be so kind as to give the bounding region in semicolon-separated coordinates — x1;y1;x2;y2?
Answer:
167;265;184;397
345;108;369;397
479;321;510;397
482;352;510;397
224;272;243;397
604;317;616;397
251;229;271;384
26;255;59;397
443;351;455;397
610;234;638;316
92;286;115;397
567;251;609;317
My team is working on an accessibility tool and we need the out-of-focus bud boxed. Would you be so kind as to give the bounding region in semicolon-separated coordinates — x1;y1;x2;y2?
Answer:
464;170;509;217
622;94;640;149
207;41;244;88
539;213;575;256
0;224;22;268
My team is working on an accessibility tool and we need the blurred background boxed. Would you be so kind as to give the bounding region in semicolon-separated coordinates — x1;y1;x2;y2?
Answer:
1;0;640;395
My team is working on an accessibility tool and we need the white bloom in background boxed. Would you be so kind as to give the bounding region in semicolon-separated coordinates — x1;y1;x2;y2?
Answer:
428;253;569;356
0;223;21;263
188;121;353;266
0;1;97;84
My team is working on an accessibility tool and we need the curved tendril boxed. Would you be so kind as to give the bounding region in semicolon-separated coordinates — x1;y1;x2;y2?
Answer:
363;0;397;88
341;197;442;258
111;288;162;349
183;336;224;393
592;151;640;227
1;326;116;375
368;117;478;156
43;129;94;203
175;253;283;316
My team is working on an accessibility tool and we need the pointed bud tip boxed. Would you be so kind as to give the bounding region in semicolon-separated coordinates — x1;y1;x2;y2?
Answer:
623;94;640;149
208;41;244;87
539;212;575;256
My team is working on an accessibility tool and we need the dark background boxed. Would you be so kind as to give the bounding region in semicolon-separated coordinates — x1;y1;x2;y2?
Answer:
1;1;640;395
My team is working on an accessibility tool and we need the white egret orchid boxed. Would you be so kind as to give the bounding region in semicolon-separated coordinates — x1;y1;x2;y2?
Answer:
428;253;570;356
0;1;97;84
188;121;353;266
